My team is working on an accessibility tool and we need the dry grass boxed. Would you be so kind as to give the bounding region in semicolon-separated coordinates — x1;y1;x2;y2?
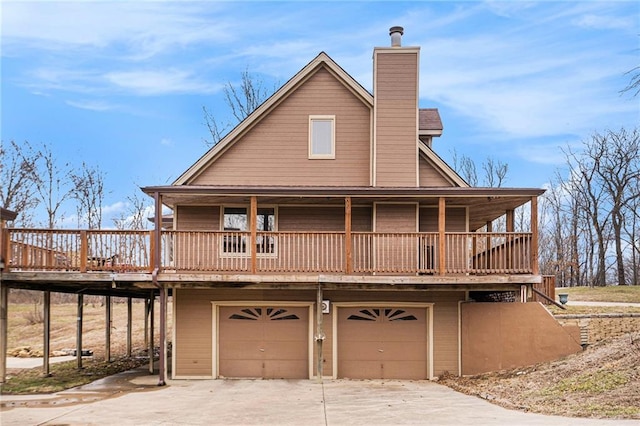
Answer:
440;334;640;419
6;298;172;361
555;286;640;303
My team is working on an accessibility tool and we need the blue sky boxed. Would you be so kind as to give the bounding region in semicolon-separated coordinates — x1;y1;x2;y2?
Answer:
1;1;638;227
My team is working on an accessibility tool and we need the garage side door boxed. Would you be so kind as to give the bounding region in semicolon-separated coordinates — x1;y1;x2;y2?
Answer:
218;306;309;379
338;307;428;379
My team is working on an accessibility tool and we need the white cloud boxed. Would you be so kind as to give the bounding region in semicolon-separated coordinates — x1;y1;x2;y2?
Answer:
572;14;636;31
66;99;117;111
160;138;173;147
104;69;220;96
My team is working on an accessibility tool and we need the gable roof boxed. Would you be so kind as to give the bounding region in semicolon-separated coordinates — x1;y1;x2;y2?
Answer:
418;142;469;187
174;52;373;186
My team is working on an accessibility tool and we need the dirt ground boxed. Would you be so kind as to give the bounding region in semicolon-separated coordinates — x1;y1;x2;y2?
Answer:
439;333;640;419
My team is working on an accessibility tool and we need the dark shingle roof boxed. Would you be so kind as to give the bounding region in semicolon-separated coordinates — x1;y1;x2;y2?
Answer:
419;108;443;133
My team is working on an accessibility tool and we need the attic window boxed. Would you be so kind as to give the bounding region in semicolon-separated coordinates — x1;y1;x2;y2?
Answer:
309;115;335;159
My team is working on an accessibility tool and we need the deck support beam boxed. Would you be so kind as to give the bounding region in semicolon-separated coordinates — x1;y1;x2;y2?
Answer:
127;297;132;357
76;294;83;369
345;197;352;274
43;291;51;376
148;293;154;375
153;191;166;386
438;197;446;275
315;284;324;382
105;295;111;362
250;196;257;274
531;196;539;275
0;284;8;383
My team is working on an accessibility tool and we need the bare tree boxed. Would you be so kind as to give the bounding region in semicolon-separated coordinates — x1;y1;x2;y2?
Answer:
203;68;277;147
450;149;477;186
0;140;41;225
588;128;639;285
32;143;73;228
482;157;508;188
621;65;640;97
113;193;152;231
69;162;106;229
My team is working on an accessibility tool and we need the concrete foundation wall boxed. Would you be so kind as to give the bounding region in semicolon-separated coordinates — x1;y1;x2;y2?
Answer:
460;302;582;375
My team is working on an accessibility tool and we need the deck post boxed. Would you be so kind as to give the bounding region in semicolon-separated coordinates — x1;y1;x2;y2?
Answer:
43;291;51;376
316;284;324;382
250;196;257;274
126;297;132;358
485;221;493;270
531;196;539;275
506;210;514;270
76;294;83;369
438;197;446;275
105;295;111;362
0;284;8;383
80;231;87;272
345;197;352;274
149;293;155;374
153;191;166;385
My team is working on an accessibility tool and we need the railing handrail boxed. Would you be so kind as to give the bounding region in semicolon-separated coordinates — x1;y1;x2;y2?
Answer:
6;228;535;276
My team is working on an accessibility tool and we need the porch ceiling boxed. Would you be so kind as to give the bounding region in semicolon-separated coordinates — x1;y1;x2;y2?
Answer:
142;185;544;231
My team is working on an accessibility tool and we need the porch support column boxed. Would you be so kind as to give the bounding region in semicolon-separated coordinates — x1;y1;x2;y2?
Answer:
0;284;8;383
148;293;154;375
506;210;515;270
506;209;515;232
43;291;51;376
315;284;324;382
531;196;539;275
250;196;257;274
76;294;83;369
126;297;132;357
153;191;166;386
345;197;352;274
438;197;446;275
105;295;111;362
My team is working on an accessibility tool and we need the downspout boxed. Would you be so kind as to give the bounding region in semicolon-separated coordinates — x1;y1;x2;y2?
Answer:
153;191;166;386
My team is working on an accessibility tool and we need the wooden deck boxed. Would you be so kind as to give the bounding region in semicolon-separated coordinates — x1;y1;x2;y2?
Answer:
4;228;535;276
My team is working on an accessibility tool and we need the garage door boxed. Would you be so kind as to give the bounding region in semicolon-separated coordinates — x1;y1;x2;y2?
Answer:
338;306;428;379
218;306;309;379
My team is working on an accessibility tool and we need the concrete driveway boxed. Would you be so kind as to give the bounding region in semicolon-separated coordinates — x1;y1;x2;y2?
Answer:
1;367;636;425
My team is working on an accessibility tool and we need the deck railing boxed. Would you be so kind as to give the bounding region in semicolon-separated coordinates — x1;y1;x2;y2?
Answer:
4;229;534;275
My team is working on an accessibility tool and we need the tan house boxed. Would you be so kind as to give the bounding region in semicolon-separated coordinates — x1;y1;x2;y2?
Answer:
0;27;581;383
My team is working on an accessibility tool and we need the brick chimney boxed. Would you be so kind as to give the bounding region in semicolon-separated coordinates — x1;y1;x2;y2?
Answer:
373;26;420;187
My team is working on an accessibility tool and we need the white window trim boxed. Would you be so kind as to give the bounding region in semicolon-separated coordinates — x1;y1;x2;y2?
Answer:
219;205;278;258
308;115;336;159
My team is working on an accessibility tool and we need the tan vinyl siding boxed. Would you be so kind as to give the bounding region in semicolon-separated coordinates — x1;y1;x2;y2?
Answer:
419;155;455;187
374;51;418;187
174;289;214;376
191;67;371;186
419;207;467;232
175;206;220;230
375;204;417;232
279;206;372;232
174;288;463;378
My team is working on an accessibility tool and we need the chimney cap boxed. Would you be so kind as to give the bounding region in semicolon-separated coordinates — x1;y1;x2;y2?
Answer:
389;26;404;36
